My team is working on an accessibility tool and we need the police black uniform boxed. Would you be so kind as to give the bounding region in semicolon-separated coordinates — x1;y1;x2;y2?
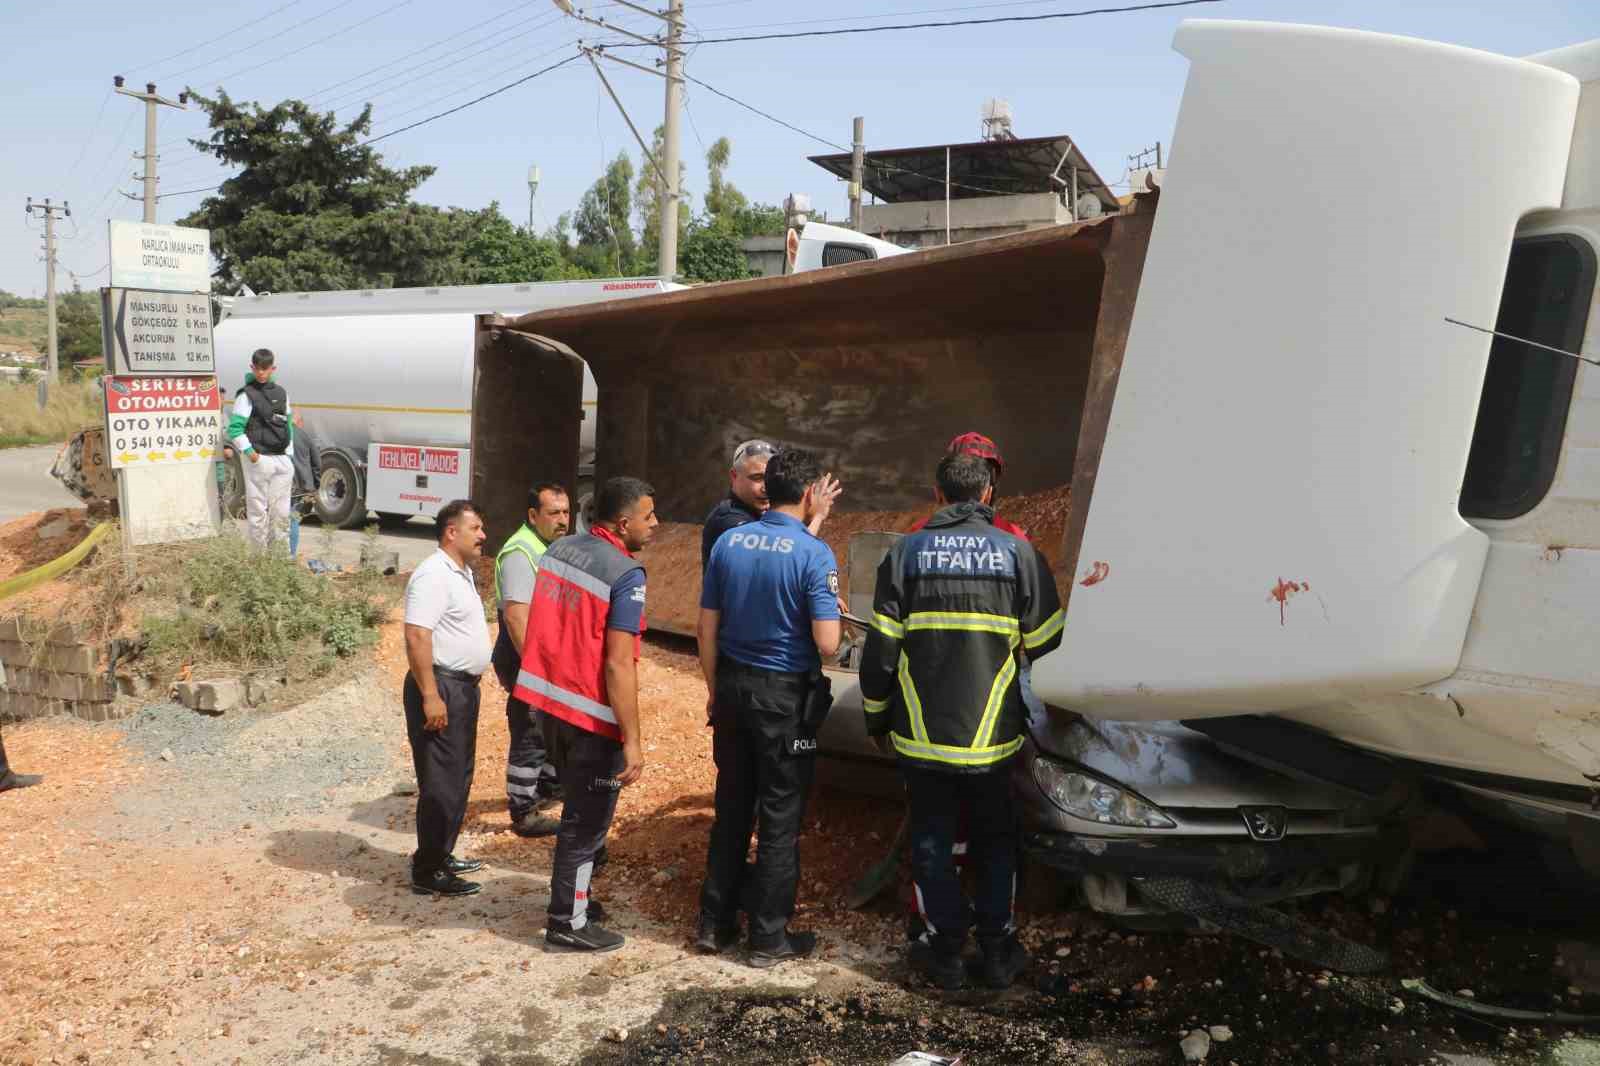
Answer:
697;508;840;964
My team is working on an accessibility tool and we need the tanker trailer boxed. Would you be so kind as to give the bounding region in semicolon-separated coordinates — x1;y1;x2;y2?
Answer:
213;278;676;527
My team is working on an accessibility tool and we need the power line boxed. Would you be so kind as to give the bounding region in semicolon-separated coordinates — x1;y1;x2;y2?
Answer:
682;72;846;152
693;0;1159;34
618;0;1221;46
681;71;1031;198
365;53;583;145
144;0;312;71
191;0;423;94
60;88;114;192
302;0;541;103
156;0;363;82
155;52;586;201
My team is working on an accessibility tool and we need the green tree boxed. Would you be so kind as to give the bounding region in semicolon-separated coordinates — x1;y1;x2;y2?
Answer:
633;125;691;269
463;203;589;282
701;137;747;232
573;151;639;276
178;90;478;292
679;227;751;283
55;291;104;367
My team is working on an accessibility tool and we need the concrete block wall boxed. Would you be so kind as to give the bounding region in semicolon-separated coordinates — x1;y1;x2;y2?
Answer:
0;616;125;723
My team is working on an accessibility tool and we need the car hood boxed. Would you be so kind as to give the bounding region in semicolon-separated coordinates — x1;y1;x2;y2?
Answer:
1029;710;1361;813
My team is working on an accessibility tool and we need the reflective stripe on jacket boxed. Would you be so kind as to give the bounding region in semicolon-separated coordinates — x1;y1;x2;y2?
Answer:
512;528;643;741
859;501;1064;772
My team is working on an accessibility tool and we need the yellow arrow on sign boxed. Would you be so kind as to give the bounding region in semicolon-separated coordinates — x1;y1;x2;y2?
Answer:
117;452;140;463
147;451;168;462
173;449;193;460
197;447;213;459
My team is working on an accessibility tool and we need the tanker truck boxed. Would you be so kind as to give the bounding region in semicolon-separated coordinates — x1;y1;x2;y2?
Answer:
211;278;678;527
469;19;1600;903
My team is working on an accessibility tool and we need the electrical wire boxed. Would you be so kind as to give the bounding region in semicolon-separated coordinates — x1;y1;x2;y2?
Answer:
690;0;1162;34
156;0;363;82
60;88;114;193
143;0;312;72
681;71;1055;198
189;0;424;94
157;49;585;201
612;0;1221;46
303;0;543;103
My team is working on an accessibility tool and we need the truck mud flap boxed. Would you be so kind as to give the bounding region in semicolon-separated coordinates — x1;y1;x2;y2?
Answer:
1138;876;1388;975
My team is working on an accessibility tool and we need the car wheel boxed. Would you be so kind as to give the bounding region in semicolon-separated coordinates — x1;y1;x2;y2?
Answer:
219;453;246;519
314;451;366;528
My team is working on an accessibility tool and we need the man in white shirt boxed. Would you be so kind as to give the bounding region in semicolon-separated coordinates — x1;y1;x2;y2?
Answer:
403;500;492;896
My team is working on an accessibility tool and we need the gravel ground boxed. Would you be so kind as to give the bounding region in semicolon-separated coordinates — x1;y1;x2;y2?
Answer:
110;688;394;839
4;619;1600;1066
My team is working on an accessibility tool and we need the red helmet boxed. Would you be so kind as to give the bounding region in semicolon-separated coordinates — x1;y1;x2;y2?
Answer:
946;431;1004;477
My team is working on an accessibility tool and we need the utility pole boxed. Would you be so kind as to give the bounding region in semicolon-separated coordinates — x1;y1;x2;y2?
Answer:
850;117;865;232
527;164;541;233
114;76;187;223
658;0;684;279
555;0;684;278
23;199;69;407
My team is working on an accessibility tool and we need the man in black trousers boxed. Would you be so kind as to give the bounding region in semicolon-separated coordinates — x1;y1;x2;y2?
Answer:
402;500;493;896
0;720;43;794
696;448;842;967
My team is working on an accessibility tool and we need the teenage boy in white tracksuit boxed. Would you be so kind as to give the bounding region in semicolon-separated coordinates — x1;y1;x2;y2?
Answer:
227;348;295;550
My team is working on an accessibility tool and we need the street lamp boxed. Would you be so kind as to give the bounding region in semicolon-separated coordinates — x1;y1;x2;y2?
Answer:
527;165;541;233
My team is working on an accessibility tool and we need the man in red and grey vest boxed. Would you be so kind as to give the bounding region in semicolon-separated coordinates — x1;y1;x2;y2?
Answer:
514;476;659;953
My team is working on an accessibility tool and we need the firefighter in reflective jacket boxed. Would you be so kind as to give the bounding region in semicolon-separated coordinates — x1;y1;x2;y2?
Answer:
860;452;1064;990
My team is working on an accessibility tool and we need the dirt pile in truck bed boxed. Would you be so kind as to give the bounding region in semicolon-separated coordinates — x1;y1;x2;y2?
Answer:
644;484;1074;635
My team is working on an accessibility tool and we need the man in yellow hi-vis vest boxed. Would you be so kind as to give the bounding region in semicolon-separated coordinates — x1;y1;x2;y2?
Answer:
491;483;571;836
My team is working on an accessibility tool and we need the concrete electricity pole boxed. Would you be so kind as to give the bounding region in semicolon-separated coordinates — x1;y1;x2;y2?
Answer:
850;117;865;231
527;164;541;233
23;198;69;407
657;0;684;279
114;76;188;223
555;0;685;278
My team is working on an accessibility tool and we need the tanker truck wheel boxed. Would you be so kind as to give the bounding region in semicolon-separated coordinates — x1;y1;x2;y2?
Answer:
219;453;247;520
314;451;367;529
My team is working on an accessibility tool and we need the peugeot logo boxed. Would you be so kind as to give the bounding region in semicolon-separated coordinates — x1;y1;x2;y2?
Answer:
1239;805;1288;842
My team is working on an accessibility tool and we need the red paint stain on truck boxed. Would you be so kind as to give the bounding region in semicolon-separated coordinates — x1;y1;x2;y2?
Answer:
1079;561;1111;587
1269;578;1310;625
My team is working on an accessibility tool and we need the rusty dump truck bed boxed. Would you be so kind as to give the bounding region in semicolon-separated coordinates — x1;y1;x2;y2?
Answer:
471;196;1156;627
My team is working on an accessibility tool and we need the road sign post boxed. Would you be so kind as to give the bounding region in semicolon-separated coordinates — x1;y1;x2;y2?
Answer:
104;221;221;549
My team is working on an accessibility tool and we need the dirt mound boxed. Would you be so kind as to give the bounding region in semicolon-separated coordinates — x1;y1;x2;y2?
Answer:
0;507;93;580
641;485;1074;635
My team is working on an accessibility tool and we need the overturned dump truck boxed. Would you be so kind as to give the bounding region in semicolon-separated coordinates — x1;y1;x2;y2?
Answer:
475;20;1600;925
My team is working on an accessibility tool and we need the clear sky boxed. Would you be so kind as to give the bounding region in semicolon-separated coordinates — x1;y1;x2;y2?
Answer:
2;0;1594;297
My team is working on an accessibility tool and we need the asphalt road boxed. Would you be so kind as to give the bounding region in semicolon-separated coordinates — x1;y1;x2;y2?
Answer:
0;442;438;572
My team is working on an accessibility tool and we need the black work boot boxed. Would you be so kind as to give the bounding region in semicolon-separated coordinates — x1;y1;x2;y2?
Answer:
411;867;481;897
444;855;484;875
511;810;561;838
545;920;625;953
910;933;968;991
0;734;42;794
748;929;817;969
693;915;741;955
977;932;1029;990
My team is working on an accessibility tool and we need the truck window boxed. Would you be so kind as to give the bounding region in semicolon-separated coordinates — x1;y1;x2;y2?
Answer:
821;243;874;268
1460;234;1596;520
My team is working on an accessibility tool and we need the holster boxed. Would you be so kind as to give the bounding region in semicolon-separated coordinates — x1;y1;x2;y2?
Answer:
800;669;835;734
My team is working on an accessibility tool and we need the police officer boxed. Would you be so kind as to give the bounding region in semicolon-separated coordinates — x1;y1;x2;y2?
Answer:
492;482;570;837
701;439;840;567
695;447;842;967
514;477;657;953
402;500;493;897
861;453;1064;990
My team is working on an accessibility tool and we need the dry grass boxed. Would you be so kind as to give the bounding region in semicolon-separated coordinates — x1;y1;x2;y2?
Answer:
0;377;101;448
0;305;45;355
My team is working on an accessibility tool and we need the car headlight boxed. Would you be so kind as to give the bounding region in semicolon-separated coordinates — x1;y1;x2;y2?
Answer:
1030;758;1175;829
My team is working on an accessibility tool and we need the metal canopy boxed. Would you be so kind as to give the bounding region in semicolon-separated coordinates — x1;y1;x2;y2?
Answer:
809;134;1120;212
